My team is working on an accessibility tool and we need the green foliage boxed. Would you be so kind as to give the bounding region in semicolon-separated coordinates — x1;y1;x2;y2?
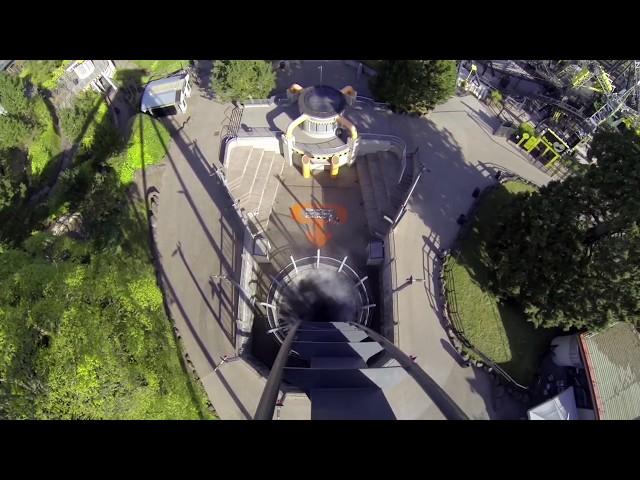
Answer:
370;60;457;114
518;121;536;137
19;60;70;90
489;89;503;106
28;97;61;176
0;211;214;419
0;74;39;150
0;73;213;418
109;114;169;185
0;172;24;211
0;115;32;150
487;127;640;331
446;181;557;385
59;91;104;144
211;60;276;103
0;73;31;114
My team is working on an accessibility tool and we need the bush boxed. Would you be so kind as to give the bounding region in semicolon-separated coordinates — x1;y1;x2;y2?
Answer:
489;89;503;106
371;60;457;114
0;114;32;150
59;91;106;144
211;60;276;103
518;121;536;138
19;61;70;90
0;73;31;114
0;234;212;419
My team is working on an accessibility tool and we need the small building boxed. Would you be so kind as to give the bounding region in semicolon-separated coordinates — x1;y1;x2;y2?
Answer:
54;60;118;108
531;322;640;420
140;72;192;117
59;60;118;95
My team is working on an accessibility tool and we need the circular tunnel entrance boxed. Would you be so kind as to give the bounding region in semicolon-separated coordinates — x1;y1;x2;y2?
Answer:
264;252;373;348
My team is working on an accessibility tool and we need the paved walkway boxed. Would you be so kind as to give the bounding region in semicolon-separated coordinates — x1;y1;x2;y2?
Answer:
152;61;552;420
152;67;311;419
387;95;552;419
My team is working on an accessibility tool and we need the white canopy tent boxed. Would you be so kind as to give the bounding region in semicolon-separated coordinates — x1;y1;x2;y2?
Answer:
527;387;579;420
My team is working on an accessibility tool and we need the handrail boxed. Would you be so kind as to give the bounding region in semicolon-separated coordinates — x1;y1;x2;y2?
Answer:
347;321;470;420
443;249;529;392
254;319;302;420
265;254;372;345
359;133;407;184
393;148;425;226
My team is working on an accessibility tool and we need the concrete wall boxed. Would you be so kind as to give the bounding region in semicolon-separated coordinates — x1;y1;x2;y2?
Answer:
224;135;283;159
380;229;399;345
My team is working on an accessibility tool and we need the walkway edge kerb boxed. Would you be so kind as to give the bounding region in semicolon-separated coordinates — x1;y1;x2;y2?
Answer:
439;174;537;400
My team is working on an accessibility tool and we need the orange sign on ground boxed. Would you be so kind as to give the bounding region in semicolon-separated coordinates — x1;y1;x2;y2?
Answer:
291;203;348;248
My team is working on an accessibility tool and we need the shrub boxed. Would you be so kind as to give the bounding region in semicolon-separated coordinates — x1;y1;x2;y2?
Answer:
211;60;276;103
371;60;457;114
518;121;536;138
490;89;503;106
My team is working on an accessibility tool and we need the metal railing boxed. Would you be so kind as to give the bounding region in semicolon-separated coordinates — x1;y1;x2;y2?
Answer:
253;319;302;420
359;133;407;185
392;148;425;227
442;255;528;392
264;253;372;345
355;95;391;111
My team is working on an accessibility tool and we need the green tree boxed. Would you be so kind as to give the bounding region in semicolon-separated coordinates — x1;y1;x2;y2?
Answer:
370;60;457;114
486;126;640;331
0;149;27;213
211;60;276;103
0;73;31;114
489;89;503;107
19;60;64;89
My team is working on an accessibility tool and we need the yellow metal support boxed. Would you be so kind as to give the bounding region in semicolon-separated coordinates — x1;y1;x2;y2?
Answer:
330;155;340;176
545;154;561;168
524;136;540;152
302;155;312;178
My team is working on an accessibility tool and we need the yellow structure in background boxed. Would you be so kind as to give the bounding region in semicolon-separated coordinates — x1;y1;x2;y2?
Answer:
302;155;312;178
330;155;340;176
517;129;568;168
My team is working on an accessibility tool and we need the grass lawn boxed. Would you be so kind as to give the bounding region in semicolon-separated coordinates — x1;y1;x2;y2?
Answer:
109;114;170;185
445;180;558;386
123;60;189;85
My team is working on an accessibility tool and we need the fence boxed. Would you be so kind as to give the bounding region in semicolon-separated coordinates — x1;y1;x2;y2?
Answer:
436;175;539;395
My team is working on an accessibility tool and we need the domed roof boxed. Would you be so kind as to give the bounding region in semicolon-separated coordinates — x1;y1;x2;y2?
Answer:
298;85;347;119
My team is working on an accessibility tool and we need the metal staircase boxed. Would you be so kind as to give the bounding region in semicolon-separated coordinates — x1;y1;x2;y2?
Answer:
254;319;469;420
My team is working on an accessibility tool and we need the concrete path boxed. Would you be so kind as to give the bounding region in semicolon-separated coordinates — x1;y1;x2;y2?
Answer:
384;95;552;419
151;67;311;419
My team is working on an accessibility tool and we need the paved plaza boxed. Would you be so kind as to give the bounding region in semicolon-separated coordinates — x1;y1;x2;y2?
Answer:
150;61;552;419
